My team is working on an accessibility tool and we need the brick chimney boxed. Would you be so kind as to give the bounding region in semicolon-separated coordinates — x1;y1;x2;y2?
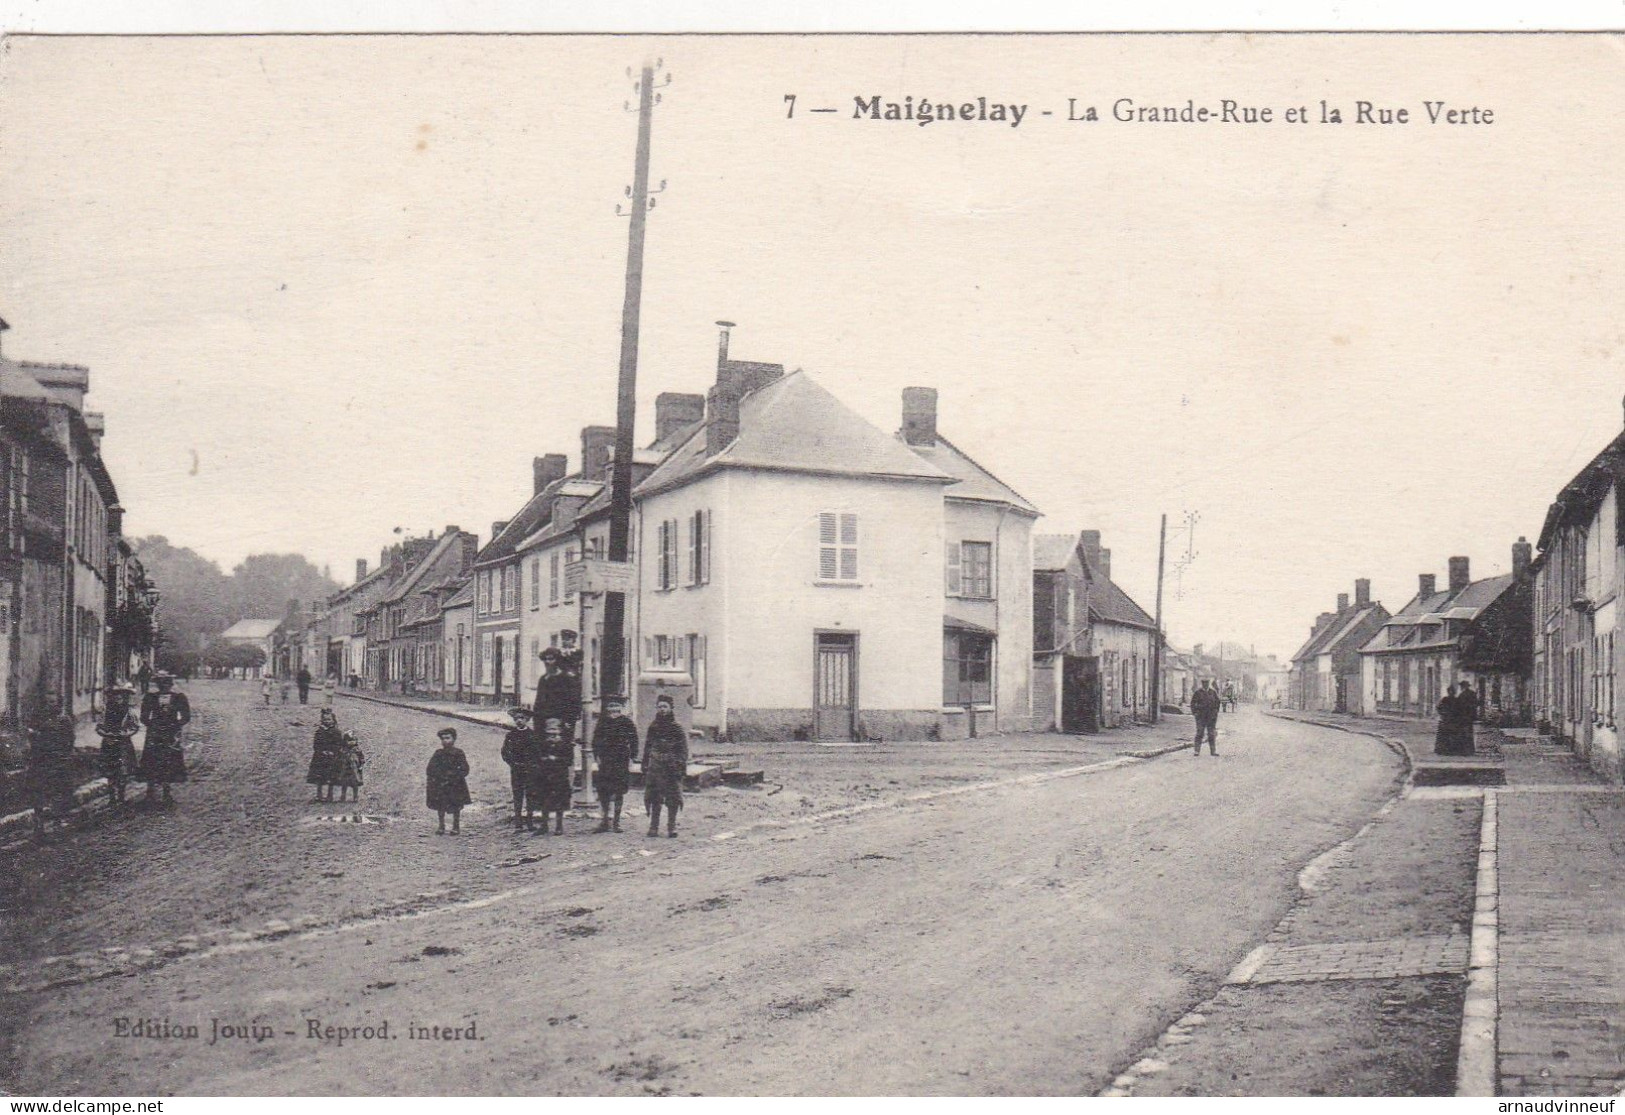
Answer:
1316;611;1335;632
1512;536;1533;581
580;427;615;481
1419;573;1436;599
707;376;742;455
901;387;939;447
655;391;705;443
355;558;368;582
533;453;568;494
1354;578;1371;608
1337;592;1350;613
492;520;508;540
1448;556;1471;593
1099;548;1112;580
1077;530;1103;573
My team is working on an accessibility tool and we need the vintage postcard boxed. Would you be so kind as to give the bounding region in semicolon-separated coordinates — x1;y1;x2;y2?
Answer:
0;26;1621;1102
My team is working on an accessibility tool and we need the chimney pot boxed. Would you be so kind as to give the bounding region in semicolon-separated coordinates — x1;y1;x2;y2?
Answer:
1448;556;1471;593
355;558;368;582
901;386;939;447
1419;573;1437;599
1355;578;1372;608
1513;536;1533;580
580;428;615;481
1337;593;1350;613
655;391;706;444
717;320;735;368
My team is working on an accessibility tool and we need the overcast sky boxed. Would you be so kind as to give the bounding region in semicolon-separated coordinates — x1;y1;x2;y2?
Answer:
1;34;1621;659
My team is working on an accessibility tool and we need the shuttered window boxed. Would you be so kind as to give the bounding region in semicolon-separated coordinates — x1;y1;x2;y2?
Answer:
549;552;561;605
688;510;711;585
563;548;578;603
819;512;859;581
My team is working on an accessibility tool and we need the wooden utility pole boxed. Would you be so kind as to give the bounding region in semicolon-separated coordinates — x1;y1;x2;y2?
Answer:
600;61;663;732
1151;513;1167;725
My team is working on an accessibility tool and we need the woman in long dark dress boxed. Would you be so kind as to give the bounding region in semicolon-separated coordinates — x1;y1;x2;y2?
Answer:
642;694;688;838
96;684;141;806
307;709;344;802
137;673;191;805
1435;684;1460;755
426;727;471;834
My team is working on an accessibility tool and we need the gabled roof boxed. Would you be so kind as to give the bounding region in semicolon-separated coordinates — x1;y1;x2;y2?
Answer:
220;618;282;640
516;479;605;554
475;477;569;568
635;371;954;499
1033;534;1078;573
1361;574;1515;655
1538;428;1625;553
1311;606;1384;659
1088;573;1156;629
442;579;475;609
380;531;466;606
905;435;1040;516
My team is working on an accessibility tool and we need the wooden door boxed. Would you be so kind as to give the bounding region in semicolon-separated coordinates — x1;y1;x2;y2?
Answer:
814;633;857;740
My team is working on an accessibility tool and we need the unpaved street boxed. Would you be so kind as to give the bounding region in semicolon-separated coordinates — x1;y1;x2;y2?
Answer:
1;684;1402;1095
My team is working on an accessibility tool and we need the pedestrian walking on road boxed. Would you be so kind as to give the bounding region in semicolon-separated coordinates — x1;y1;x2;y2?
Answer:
296;666;312;705
260;676;273;706
137;672;191;805
591;695;639;833
1455;681;1479;755
136;661;152;695
96;683;141;806
534;717;574;835
500;707;539;827
1191;679;1221;756
334;732;365;802
322;673;337;707
426;727;471;834
306;708;344;802
642;694;688;838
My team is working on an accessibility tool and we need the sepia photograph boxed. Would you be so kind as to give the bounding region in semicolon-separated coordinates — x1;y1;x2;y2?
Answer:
0;19;1621;1100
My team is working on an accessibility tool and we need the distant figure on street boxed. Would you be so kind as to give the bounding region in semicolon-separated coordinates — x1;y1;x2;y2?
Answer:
322;673;337;707
334;732;365;802
261;676;273;705
296;666;312;705
426;727;470;834
306;708;345;802
534;717;574;835
500;707;539;827
136;662;152;695
1191;680;1221;756
137;672;191;805
532;647;581;749
1435;683;1461;754
642;694;688;838
1221;683;1237;714
591;695;639;833
96;683;142;806
1454;681;1480;756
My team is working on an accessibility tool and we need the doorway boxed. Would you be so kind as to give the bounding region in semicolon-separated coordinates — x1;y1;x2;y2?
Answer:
1061;655;1100;733
814;632;857;741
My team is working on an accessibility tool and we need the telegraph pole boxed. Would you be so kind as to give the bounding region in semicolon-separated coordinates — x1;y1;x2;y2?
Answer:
600;61;667;729
1151;513;1167;725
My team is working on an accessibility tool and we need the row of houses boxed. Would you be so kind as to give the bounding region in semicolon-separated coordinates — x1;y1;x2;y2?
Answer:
1289;410;1625;787
0;316;152;760
276;325;1170;743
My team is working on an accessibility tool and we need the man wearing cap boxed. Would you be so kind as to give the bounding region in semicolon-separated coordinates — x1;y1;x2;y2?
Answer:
591;695;639;833
642;694;689;838
499;706;541;827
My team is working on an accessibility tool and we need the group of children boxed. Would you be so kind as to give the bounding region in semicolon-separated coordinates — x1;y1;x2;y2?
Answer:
425;693;689;839
305;708;365;803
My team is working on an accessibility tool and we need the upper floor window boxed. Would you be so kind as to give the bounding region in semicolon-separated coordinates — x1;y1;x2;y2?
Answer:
530;557;541;608
818;512;859;581
563;547;578;603
947;541;993;599
549;551;561;605
688;510;711;586
656;518;679;590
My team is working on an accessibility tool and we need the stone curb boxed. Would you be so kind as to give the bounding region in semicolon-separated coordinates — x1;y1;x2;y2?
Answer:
1457;790;1500;1097
0;775;111;844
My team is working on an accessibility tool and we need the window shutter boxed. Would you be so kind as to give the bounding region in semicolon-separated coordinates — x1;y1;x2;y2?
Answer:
840;513;858;545
840;548;858;580
841;514;859;580
657;521;668;589
700;509;712;584
947;542;962;595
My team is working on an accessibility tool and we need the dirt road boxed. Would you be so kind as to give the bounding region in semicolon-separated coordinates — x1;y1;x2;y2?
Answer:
0;685;1402;1095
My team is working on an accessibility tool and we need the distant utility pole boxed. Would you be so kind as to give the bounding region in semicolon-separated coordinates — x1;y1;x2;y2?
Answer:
599;59;669;725
1152;513;1167;725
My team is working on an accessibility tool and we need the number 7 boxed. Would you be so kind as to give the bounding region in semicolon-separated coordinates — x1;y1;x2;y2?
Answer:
784;93;796;119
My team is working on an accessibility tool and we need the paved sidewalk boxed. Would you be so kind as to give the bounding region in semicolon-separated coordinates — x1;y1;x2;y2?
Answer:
1273;709;1625;1096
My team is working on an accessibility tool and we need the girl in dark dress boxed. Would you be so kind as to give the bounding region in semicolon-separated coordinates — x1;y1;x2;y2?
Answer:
137;673;191;805
307;709;344;802
642;695;688;838
591;696;639;833
534;718;574;835
334;732;365;802
96;684;141;806
426;727;471;834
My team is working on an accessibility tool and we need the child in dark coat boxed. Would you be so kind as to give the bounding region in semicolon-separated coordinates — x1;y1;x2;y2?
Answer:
335;732;365;802
426;727;471;834
591;696;639;833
